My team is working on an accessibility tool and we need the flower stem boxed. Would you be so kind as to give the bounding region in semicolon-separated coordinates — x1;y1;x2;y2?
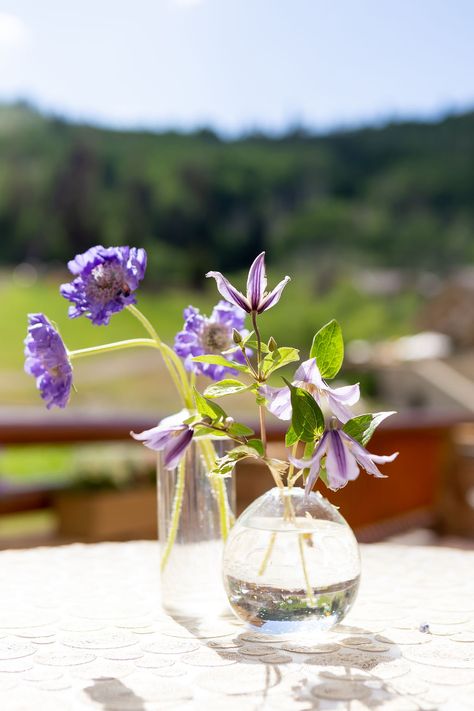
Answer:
198;437;234;540
298;533;316;607
69;339;157;359
251;310;268;455
258;531;276;577
259;405;267;454
160;455;186;572
251;311;263;380
126;304;193;409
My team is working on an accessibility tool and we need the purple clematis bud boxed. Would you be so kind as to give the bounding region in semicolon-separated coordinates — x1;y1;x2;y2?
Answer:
174;300;251;381
261;357;360;423
206;252;290;314
60;245;147;326
24;313;73;409
131;414;194;470
290;428;398;493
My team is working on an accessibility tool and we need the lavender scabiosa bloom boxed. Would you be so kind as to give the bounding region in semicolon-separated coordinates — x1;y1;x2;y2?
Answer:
60;245;147;325
24;314;73;409
261;357;360;423
174;300;250;381
206;252;290;314
131;415;194;470
290;427;398;493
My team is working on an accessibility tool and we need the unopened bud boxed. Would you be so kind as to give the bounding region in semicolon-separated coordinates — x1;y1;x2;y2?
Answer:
232;329;243;344
268;337;277;352
224;416;235;427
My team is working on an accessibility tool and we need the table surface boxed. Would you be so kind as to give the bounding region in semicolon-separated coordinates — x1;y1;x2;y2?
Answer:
0;541;473;711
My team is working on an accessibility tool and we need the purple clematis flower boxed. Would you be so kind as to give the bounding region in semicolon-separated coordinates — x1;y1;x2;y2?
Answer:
174;300;250;381
206;252;290;314
24;313;73;409
290;427;398;493
60;245;147;325
261;357;360;423
131;414;194;470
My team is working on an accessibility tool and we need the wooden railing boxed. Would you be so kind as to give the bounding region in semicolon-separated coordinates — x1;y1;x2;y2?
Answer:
0;410;469;538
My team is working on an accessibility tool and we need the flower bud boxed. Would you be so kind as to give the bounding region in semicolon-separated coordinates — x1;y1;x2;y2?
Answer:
232;329;243;344
224;416;235;427
268;337;277;352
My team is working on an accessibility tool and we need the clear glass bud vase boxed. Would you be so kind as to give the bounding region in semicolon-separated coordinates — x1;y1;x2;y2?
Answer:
223;486;360;634
157;437;235;617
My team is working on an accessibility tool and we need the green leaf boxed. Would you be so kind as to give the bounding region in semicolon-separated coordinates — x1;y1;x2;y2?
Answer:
209;445;261;479
244;339;269;353
285;424;299;447
262;347;300;377
193;388;226;421
310;319;344;379
228;421;255;437
191;354;250;374
194;426;228;438
247;438;264;456
285;380;325;444
204;379;250;398
343;411;396;446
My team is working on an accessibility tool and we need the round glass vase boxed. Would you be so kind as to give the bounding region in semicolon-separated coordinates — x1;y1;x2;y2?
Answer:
157;437;235;618
223;486;360;634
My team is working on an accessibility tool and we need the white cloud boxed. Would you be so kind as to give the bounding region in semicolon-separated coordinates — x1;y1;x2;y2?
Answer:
0;12;28;50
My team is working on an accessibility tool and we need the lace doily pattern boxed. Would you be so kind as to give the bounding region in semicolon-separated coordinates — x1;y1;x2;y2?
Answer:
0;541;473;710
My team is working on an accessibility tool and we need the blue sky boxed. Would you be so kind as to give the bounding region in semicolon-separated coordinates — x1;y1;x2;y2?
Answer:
0;0;473;134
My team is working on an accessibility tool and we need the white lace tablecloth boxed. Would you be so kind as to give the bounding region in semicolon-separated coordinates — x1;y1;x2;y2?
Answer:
0;541;473;711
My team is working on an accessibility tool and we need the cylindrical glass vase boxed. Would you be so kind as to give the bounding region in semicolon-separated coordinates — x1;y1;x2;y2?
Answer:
223;486;360;634
157;437;235;617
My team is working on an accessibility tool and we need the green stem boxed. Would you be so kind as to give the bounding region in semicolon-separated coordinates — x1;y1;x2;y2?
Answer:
126;304;193;408
160;456;186;572
69;339;157;359
259;405;268;454
251;310;268;456
258;531;276;577
298;533;316;607
251;311;262;380
198;437;234;540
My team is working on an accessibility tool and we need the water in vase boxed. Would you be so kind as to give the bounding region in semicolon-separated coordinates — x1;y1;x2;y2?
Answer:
223;489;361;634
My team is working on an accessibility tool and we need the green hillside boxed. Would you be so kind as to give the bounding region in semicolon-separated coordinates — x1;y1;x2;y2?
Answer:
1;102;473;284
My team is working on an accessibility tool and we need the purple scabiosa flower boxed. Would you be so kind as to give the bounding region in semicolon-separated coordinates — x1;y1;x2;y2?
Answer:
174;300;250;381
206;252;290;314
131;414;194;470
60;245;147;325
24;313;73;409
290;428;398;493
261;357;360;423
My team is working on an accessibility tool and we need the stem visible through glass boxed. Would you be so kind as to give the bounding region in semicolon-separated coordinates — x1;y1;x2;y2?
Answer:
160;455;186;572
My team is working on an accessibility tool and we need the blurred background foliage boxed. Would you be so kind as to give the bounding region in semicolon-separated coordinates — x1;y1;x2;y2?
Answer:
1;102;473;280
1;101;472;414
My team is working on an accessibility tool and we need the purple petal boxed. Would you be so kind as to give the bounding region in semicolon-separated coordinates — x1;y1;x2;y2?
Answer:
206;271;251;312
130;425;173;449
329;383;360;405
246;252;267;311
163;427;193;470
256;275;290;313
260;385;292;420
294;358;323;387
369;452;399;464
289;432;329;494
342;433;397;477
325;430;359;490
325;392;356;424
